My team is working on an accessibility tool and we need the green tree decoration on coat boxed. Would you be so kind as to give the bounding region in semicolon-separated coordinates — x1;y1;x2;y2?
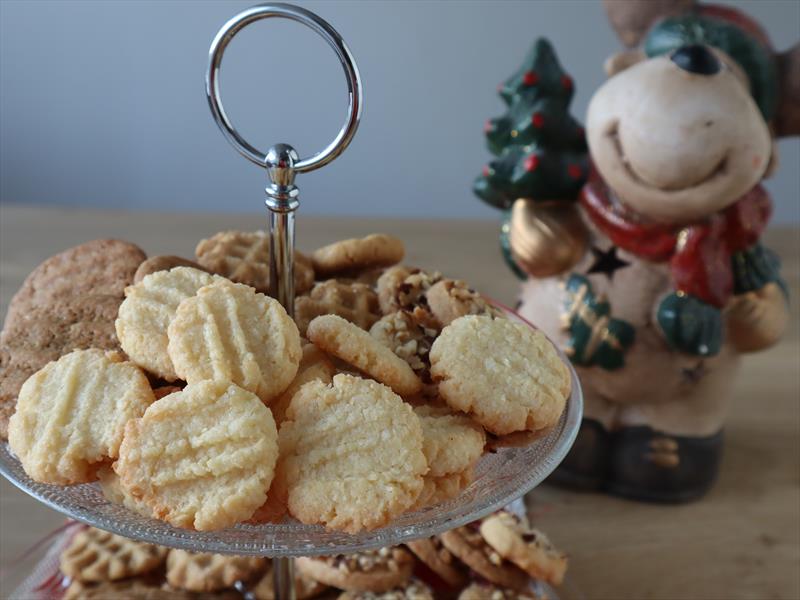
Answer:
474;39;588;210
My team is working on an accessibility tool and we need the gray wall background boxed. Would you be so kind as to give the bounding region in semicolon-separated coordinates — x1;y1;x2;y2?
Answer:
1;0;798;222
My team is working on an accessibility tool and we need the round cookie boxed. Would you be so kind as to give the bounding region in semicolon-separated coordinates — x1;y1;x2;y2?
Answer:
166;549;266;592
337;580;434;600
480;511;568;586
96;465;153;518
413;405;485;477
458;582;543;600
296;547;414;592
375;266;441;319
253;563;328;600
115;266;221;381
294;279;381;337
134;255;209;283
311;234;405;277
8;349;154;485
0;294;123;439
63;578;228;600
278;374;426;532
415;470;473;509
270;343;335;425
429;315;570;436
406;537;468;589
115;380;279;531
440;526;530;592
167;280;301;402
3;239;146;329
306;315;422;397
425;279;497;327
60;526;167;583
195;230;314;295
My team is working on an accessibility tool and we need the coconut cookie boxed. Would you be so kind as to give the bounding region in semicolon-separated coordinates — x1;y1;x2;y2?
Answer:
7;349;154;485
60;526;167;583
167;280;301;402
311;234;405;277
416;470;473;509
166;549;266;592
195;230;314;295
306;315;422;397
406;537;468;589
430;316;570;435
440;526;530;592
97;465;153;518
278;374;426;532
115;380;278;531
270;343;335;425
296;547;414;593
480;511;568;586
413;405;485;477
115;267;221;381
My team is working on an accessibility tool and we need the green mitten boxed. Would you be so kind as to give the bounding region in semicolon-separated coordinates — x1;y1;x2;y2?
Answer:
657;293;723;356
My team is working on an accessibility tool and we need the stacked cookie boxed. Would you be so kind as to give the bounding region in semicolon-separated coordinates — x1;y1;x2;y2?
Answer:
1;231;571;533
57;511;565;599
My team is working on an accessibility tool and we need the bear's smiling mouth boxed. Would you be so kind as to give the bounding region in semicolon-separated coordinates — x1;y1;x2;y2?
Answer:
605;120;729;192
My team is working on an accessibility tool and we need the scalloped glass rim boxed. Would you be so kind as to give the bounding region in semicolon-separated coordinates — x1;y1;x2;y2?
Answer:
0;303;583;557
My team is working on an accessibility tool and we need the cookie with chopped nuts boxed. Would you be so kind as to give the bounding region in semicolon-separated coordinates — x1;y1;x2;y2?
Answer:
440;525;530;592
294;280;381;337
311;234;405;278
480;511;568;586
337;579;434;599
406;536;468;589
458;582;544;600
430;315;570;436
370;311;437;388
375;267;441;324
425;279;498;327
296;547;414;593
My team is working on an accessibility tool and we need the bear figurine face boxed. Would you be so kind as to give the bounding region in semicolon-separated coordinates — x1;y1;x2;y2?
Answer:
586;44;771;224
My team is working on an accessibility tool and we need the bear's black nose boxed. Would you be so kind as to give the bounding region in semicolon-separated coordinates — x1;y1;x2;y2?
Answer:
670;45;721;75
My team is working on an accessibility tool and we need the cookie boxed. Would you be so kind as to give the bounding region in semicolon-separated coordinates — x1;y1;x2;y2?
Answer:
311;234;404;278
115;267;221;381
63;578;206;600
7;349;154;484
60;526;167;582
425;279;497;327
278;374;426;532
306;315;422;397
252;563;328;600
167;280;301;402
458;582;543;600
406;537;468;589
0;294;122;438
3;239;145;329
152;385;183;401
370;311;437;386
115;380;278;531
294;280;381;337
270;343;335;425
375;267;441;319
416;470;473;509
166;549;266;592
413;405;485;477
337;580;434;600
429;316;570;436
97;465;153;518
296;547;414;593
480;511;568;586
195;230;314;295
440;526;529;592
133;256;209;284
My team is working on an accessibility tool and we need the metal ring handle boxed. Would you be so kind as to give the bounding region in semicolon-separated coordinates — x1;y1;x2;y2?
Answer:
206;2;362;173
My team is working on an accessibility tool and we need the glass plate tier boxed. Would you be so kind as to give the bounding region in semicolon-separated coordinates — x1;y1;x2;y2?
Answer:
0;304;583;557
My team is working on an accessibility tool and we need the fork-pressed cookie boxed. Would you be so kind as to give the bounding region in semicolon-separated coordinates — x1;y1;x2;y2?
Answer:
270;343;335;425
7;349;154;485
480;511;568;585
294;279;381;336
115;380;279;531
416;469;474;509
430;316;570;435
278;374;427;532
167;280;301;402
306;315;422;397
413;405;485;477
115;266;221;381
311;234;405;277
296;547;414;592
166;549;267;592
60;526;167;582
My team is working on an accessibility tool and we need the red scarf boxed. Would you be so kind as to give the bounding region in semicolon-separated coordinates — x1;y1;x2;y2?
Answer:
580;170;771;308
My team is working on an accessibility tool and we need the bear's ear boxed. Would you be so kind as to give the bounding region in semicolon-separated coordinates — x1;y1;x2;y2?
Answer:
604;0;696;47
774;42;800;138
604;50;646;77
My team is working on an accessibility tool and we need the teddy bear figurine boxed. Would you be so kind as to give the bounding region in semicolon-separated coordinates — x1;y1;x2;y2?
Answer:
474;1;798;502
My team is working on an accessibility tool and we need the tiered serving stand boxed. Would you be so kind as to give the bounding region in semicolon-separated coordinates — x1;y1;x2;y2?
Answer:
0;5;583;598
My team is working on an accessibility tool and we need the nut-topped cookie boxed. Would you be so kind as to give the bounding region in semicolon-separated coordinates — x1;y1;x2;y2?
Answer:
406;536;468;589
430;315;570;435
296;547;414;592
458;582;545;600
337;579;434;600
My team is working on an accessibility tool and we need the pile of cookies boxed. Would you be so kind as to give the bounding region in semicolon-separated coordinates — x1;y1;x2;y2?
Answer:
1;231;571;533
56;509;566;599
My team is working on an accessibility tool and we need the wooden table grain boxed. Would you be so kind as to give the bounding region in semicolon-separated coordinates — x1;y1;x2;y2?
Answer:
0;204;798;599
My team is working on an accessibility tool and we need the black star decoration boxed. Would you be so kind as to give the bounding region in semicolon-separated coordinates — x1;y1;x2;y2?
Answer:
586;246;630;280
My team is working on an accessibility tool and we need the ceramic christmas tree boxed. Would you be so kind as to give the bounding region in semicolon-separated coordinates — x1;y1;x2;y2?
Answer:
476;1;798;502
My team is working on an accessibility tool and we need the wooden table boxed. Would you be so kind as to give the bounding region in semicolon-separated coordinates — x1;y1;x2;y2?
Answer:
0;204;797;599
